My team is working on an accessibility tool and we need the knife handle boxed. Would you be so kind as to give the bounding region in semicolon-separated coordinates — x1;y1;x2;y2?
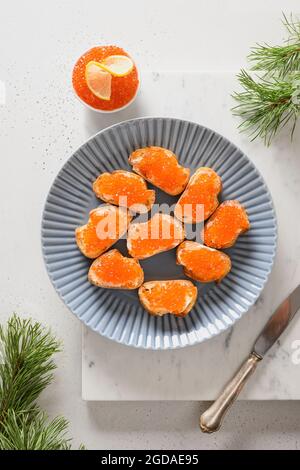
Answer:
200;352;262;433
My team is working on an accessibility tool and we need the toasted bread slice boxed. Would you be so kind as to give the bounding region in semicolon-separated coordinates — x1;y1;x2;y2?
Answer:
88;249;144;289
127;213;185;259
138;280;197;317
174;167;222;223
203;200;250;249
129;146;190;195
176;240;231;283
75;205;132;259
93;170;155;214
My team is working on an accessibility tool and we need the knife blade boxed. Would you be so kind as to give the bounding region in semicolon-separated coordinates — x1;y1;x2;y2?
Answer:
200;284;300;433
254;284;300;357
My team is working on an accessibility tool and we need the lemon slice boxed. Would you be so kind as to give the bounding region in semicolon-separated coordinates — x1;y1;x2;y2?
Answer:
100;55;134;77
85;61;112;100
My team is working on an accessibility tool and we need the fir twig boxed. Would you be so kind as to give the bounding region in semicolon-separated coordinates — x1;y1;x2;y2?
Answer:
0;315;61;422
249;14;300;78
0;410;71;450
0;314;82;450
232;13;300;145
232;70;300;145
282;12;300;42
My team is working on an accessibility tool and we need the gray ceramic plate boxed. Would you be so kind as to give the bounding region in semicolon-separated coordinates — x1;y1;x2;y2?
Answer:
42;117;277;349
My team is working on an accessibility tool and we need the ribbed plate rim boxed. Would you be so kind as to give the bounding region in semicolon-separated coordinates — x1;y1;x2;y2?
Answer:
41;117;278;350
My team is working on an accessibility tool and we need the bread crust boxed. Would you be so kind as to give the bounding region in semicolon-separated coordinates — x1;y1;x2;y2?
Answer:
75;205;132;259
203;200;250;249
174;167;222;223
93;170;155;214
88;249;144;289
138;280;197;317
176;240;231;283
127;213;185;259
129;146;190;196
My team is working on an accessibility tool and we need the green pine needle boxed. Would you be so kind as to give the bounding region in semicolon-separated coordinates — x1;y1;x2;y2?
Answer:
0;315;61;419
249;14;300;78
282;12;300;42
0;409;71;450
232;13;300;145
0;315;82;450
232;70;300;145
249;43;300;79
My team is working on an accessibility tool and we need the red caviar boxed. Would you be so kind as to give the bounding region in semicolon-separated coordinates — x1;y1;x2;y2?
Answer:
72;46;139;111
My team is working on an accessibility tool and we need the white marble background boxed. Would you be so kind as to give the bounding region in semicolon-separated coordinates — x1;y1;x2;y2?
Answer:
82;71;300;401
1;0;300;449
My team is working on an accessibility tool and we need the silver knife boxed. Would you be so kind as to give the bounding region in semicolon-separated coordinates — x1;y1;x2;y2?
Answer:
200;284;300;433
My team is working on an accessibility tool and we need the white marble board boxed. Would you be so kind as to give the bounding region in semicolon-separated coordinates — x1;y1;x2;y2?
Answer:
82;72;300;401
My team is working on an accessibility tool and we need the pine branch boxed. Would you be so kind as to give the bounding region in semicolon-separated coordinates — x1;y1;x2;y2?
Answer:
249;44;300;79
0;315;61;423
232;70;300;145
282;12;300;43
0;315;83;450
232;13;300;145
249;14;300;78
0;409;71;450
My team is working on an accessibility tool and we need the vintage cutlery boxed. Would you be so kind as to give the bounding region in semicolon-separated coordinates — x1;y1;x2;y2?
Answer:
200;284;300;433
